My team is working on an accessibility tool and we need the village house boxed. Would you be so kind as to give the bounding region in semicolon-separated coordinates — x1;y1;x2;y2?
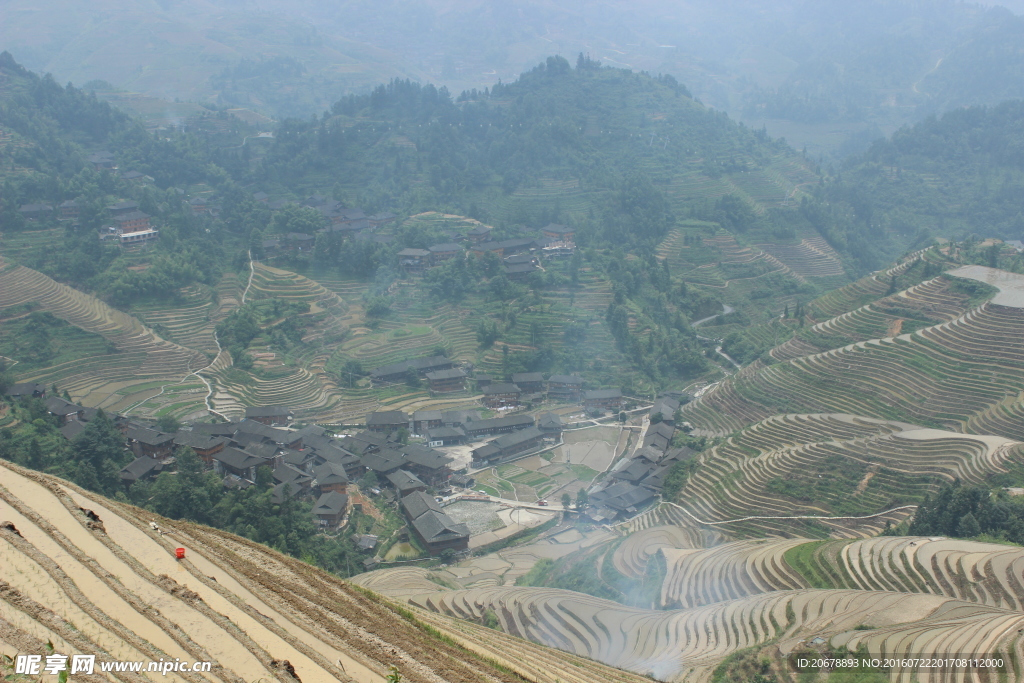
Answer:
368;212;397;228
511;372;545;394
428;242;463;264
88;151;116;170
443;409;479;428
537;412;564;437
365;410;409;434
285;232;314;251
398;248;431;273
412;410;444;434
312;462;349;494
386;469;427;497
541;223;576;242
650;396;681;424
426;426;466;446
19;204;54;221
313;491;348;527
503;262;539;281
212;447;273;481
465;224;493;243
5;382;46;399
107;200;139;216
118;229;159;247
462;413;535;439
45;396;84;425
401;491;469;553
189;197;208;214
252;192;269;203
471;426;545;467
172;431;227;465
126;428;176;459
425;367;467;393
481;382;522;409
273;463;314;496
370;355;453;383
547;374;584;402
244;406;292;426
584;388;624;412
470;238;536;258
119;457;165;485
59;200;80;220
114;210;151;233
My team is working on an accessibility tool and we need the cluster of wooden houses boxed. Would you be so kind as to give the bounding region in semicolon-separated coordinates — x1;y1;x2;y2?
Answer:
366;355;627;413
397;223;575;276
478;373;622;413
585;396;689;523
3;384;478;554
363;407;563;468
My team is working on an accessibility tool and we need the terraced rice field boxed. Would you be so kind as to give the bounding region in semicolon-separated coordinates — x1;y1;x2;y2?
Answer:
410;584;1024;682
682;267;1024;438
0;460;646;683
0;261;210;418
769;274;975;362
756;236;845;279
672;413;1019;537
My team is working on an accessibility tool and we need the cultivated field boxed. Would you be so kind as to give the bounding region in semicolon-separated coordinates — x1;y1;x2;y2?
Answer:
0;459;649;683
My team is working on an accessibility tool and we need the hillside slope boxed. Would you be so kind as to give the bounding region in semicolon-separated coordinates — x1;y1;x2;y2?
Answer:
0;458;649;683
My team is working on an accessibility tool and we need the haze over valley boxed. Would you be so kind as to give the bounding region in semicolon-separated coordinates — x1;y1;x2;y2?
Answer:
6;2;1024;681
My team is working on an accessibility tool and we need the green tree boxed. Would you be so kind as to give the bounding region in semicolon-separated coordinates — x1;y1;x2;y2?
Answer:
156;415;181;433
957;511;981;537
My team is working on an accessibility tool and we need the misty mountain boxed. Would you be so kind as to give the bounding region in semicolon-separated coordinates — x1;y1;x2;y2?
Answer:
5;0;1024;156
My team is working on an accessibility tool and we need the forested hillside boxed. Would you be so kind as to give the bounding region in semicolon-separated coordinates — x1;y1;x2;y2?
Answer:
826;101;1024;242
5;50;1024;410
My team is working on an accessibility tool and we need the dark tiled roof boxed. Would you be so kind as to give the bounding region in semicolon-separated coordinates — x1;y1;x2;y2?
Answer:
386;469;426;491
45;397;82;416
548;374;584;385
313;462;349;485
426;426;465;439
401;490;442;520
366;411;408;426
428;242;462;253
214;447;269;471
245;406;291;418
584;388;622;400
464;414;535;433
313;491;348;516
482;383;521;395
412;511;469;544
60;421;86;441
511;372;544;383
425;368;467;381
6;382;46;397
127;428;174;447
542;223;574;234
173;431;226;449
489;426;543;451
120;457;161;482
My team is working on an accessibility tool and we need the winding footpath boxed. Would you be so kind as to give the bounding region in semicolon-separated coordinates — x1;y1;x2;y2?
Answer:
124;254;254;421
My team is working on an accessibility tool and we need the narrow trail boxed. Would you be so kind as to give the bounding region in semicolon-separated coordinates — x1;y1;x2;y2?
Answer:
692;304;735;328
123;254;249;421
912;56;944;94
492;466;520;502
241;251;255;305
659;500;918;527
